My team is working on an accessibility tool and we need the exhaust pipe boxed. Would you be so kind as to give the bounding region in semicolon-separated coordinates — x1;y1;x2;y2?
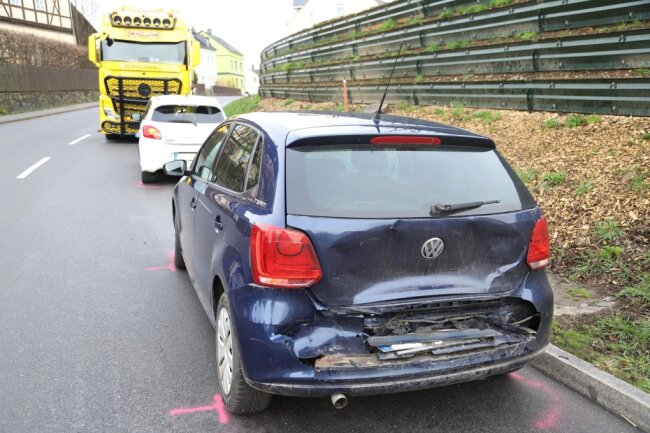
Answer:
330;393;348;409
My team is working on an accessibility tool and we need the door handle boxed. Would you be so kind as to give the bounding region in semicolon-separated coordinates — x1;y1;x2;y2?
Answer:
214;215;223;232
190;197;197;209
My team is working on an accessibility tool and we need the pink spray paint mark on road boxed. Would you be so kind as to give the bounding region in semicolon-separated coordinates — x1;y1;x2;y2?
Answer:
145;249;176;272
135;180;161;189
169;394;230;424
509;371;562;430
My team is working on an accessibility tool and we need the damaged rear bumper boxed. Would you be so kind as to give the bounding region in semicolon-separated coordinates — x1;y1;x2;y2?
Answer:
229;271;553;398
246;345;544;397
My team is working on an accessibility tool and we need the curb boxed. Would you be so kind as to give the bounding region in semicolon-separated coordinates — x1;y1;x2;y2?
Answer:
532;344;650;432
0;102;97;125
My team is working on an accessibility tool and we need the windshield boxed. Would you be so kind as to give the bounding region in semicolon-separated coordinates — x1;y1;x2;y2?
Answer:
152;105;225;124
101;40;186;64
286;145;534;218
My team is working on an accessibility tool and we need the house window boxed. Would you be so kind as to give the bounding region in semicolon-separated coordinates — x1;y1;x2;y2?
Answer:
10;0;22;5
34;0;46;10
336;3;344;17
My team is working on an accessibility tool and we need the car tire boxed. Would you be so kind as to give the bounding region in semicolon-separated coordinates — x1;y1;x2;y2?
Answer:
216;294;272;414
173;214;186;270
141;171;158;183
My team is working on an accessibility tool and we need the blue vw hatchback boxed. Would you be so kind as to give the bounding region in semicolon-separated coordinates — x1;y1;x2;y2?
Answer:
164;111;553;414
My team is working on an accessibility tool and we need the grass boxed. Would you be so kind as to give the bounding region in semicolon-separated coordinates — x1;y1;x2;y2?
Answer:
634;68;650;77
641;132;650;141
593;219;625;243
438;9;453;19
471;110;502;125
514;167;538;184
450;102;467;121
444;40;469;50
573;245;631;285
567;287;593;298
553;316;650;393
541;171;566;187
415;74;425;83
489;0;515;7
408;16;423;26
378;18;396;32
397;100;413;111
514;31;539;41
543;118;562;129
619;273;650;306
223;95;261;117
425;43;440;53
284;98;295;107
544;115;600;129
574;181;593;197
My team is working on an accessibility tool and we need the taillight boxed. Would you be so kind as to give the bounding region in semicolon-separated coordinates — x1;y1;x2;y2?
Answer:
527;216;550;270
370;136;441;145
143;125;162;140
250;224;322;288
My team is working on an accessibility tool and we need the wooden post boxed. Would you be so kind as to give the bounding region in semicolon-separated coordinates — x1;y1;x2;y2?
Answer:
343;79;349;112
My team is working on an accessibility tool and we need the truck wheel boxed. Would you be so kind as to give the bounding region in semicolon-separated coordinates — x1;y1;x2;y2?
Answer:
216;294;272;414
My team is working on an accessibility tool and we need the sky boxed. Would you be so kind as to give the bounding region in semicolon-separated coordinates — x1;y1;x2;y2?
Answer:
94;0;296;68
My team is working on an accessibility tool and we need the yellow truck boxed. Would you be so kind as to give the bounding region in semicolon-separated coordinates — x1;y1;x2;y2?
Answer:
88;8;200;138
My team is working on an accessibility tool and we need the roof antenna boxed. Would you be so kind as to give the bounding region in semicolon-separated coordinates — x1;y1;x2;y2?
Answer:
374;42;404;121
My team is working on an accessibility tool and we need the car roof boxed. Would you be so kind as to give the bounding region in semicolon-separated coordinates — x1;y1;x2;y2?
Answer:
149;95;224;108
234;111;494;148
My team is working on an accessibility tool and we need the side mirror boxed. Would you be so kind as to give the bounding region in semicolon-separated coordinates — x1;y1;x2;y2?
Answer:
164;160;187;176
191;40;201;68
132;113;141;121
87;35;99;65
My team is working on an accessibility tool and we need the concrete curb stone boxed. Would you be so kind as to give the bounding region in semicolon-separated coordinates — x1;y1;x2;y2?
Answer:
532;344;650;432
0;102;97;125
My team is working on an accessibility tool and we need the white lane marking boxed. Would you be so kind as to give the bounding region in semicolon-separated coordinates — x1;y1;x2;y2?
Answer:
68;133;91;146
16;157;51;179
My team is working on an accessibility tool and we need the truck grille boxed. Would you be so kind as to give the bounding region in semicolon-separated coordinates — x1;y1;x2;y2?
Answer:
103;76;182;136
105;77;182;101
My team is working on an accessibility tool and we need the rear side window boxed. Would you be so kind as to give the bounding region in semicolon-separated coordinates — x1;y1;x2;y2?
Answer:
152;104;225;124
245;138;263;192
193;124;229;181
286;145;534;218
214;124;259;192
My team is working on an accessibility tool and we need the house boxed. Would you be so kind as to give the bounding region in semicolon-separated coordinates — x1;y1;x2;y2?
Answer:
192;30;218;93
200;29;245;94
0;0;74;43
287;0;391;35
244;64;260;96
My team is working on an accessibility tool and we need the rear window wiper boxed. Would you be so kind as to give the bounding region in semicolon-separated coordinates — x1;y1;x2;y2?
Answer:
430;199;500;216
168;119;197;126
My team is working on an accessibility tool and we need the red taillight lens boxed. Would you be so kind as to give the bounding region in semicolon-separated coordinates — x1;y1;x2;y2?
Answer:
250;224;322;288
370;136;441;145
143;125;162;140
527;216;550;270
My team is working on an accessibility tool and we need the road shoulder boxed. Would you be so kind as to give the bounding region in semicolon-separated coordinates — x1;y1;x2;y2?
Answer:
533;344;650;431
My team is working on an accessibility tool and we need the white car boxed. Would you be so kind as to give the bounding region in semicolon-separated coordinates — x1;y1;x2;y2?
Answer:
137;95;226;183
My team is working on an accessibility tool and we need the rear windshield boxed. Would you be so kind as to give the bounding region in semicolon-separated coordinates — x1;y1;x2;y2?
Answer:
152;105;225;124
286;145;534;218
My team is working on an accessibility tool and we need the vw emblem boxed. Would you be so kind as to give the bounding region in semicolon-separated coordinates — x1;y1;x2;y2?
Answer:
421;237;444;260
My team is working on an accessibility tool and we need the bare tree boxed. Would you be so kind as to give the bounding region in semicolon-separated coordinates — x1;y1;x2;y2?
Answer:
70;0;100;27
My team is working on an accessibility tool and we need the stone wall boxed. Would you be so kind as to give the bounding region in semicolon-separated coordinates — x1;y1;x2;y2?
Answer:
0;90;98;115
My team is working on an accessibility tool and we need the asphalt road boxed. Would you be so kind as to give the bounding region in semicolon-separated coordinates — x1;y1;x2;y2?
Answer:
0;106;642;433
